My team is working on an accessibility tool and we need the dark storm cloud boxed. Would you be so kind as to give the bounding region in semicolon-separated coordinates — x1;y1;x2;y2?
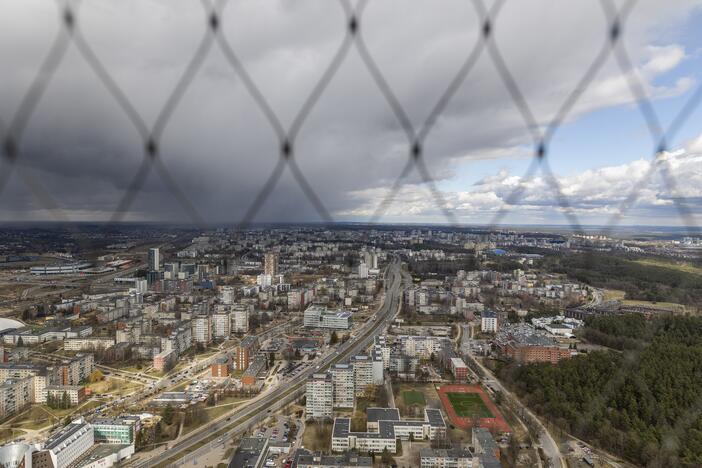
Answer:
0;0;699;223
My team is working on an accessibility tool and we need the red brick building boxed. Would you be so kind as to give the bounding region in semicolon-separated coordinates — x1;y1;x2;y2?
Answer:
211;357;230;378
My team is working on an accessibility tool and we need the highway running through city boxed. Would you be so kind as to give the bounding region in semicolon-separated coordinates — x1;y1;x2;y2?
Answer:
130;257;405;467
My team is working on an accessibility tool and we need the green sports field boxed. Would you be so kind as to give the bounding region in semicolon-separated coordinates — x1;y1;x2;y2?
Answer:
446;392;493;418
402;390;426;407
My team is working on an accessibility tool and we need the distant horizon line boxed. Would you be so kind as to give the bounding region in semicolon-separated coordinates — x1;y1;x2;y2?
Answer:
0;220;698;232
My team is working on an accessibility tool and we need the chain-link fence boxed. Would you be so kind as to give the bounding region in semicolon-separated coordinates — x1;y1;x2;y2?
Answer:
1;0;700;230
1;1;702;466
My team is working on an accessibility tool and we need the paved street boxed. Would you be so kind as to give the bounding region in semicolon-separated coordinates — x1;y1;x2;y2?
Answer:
129;257;405;467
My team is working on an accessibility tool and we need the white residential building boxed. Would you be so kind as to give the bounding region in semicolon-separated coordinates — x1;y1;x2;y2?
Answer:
219;286;235;305
191;315;212;344
351;355;375;396
306;373;333;419
481;310;498;333
231;305;250;333
212;312;231;339
330;364;354;409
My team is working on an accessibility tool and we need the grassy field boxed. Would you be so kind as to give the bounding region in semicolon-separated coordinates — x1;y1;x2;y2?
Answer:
604;288;686;312
302;421;332;452
603;289;626;301
634;258;702;276
402;390;426;407
447;392;493;418
9;405;56;430
87;377;144;397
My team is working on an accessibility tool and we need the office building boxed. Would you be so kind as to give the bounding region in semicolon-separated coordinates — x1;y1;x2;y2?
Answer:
148;248;160;272
241;355;267;388
358;262;369;279
92;417;137;444
304;306;352;330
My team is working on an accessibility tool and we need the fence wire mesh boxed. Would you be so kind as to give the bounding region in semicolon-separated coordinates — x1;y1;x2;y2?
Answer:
1;0;700;231
1;1;702;464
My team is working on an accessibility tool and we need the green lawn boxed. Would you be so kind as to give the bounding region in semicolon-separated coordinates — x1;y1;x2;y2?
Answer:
447;392;493;418
402;390;426;407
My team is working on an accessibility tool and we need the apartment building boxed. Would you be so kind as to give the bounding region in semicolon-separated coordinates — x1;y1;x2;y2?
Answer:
306;373;333;418
398;335;445;359
330;364;354;409
231;305;250;333
55;354;94;386
63;337;115;352
235;336;259;371
211;311;231;339
191;314;212;345
481;310;498;333
450;357;469;382
0;377;33;419
350;355;383;396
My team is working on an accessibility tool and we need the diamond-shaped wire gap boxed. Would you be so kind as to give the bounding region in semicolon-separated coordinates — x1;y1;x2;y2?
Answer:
67;0;215;226
482;0;616;234
353;0;486;226
600;0;702;236
0;0;72;196
214;0;353;229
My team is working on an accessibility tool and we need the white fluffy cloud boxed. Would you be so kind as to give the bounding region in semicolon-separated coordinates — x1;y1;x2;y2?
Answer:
342;140;702;226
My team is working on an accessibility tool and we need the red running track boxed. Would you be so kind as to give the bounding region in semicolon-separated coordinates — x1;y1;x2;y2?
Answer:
437;384;511;433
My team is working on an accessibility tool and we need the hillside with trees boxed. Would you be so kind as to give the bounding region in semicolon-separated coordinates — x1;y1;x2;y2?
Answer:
498;315;702;466
540;253;702;305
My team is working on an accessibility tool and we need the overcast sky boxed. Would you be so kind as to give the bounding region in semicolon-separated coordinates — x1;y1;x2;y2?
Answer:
1;0;701;227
